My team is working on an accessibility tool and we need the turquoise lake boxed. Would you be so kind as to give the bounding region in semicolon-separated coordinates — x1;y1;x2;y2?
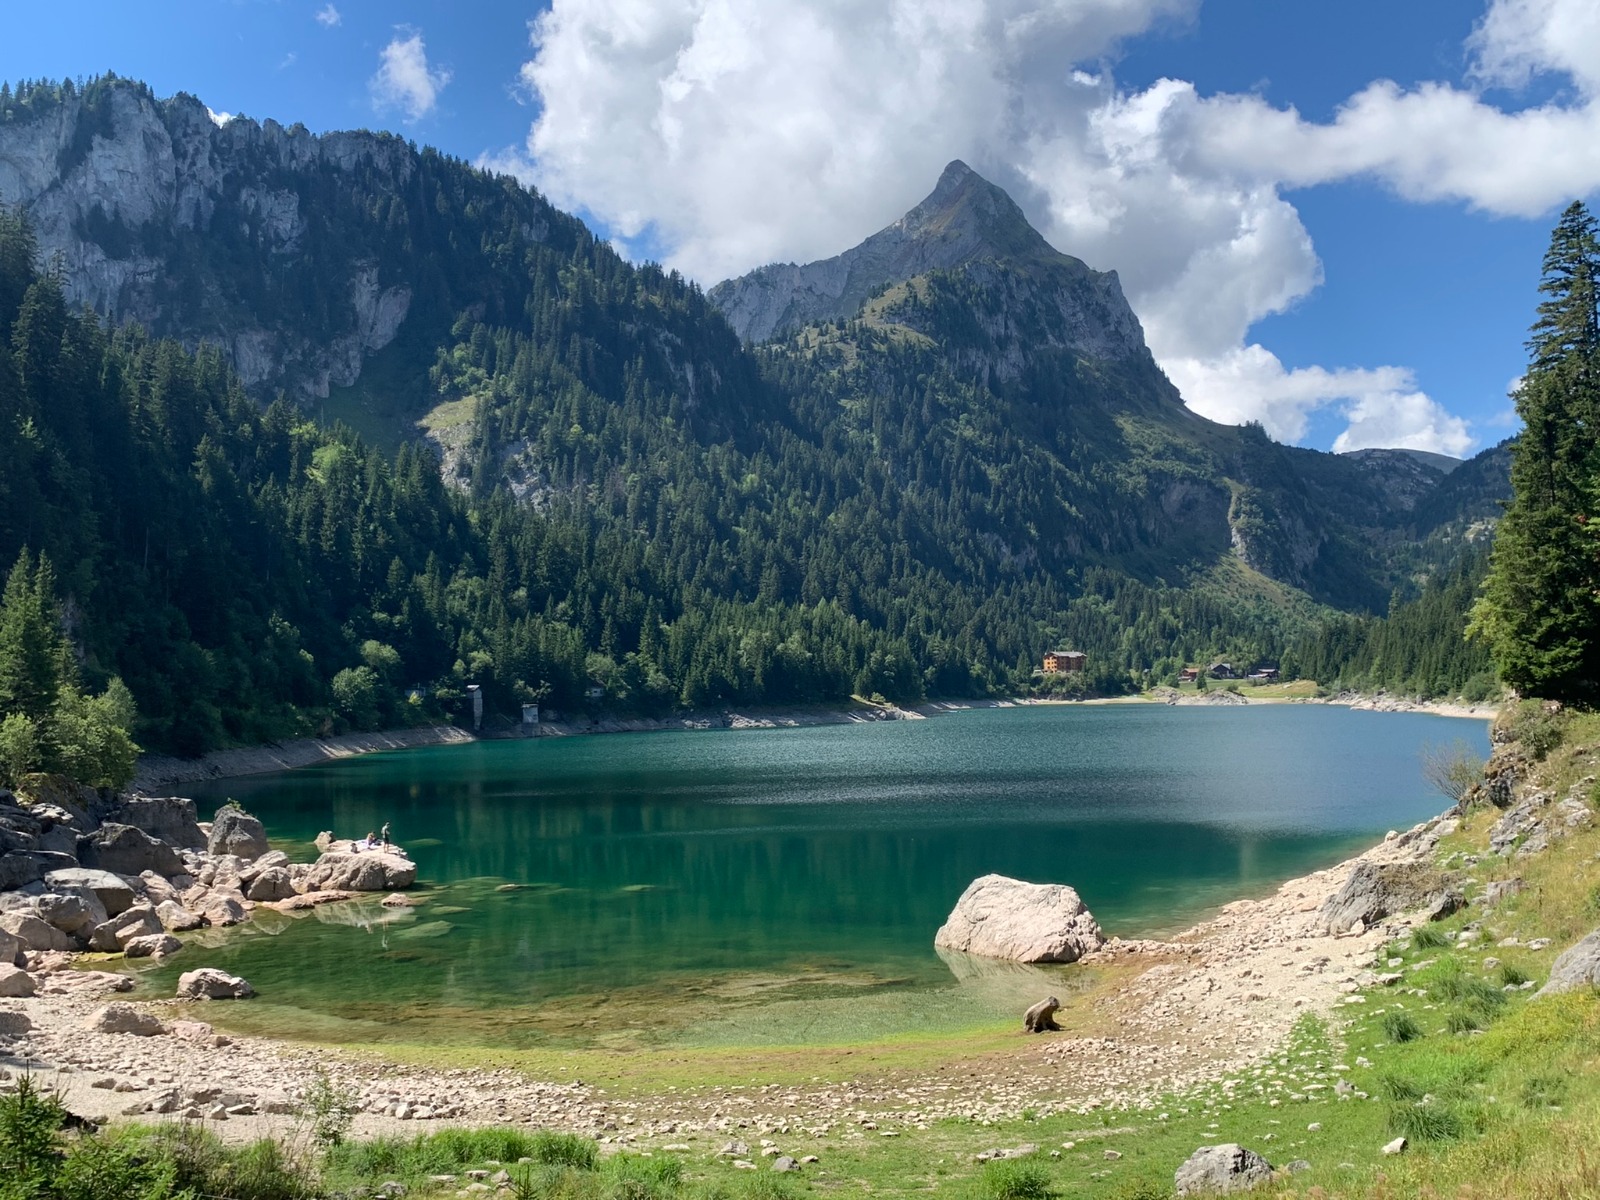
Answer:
146;704;1490;1050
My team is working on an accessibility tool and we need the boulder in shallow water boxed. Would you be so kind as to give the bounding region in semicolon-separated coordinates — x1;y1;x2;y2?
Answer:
155;900;205;932
245;866;294;902
207;806;269;862
123;933;182;959
88;904;163;952
933;874;1105;963
1174;1144;1275;1196
299;849;417;892
176;967;254;1000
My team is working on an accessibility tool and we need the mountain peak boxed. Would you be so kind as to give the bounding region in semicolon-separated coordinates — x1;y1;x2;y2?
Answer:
708;162;1141;356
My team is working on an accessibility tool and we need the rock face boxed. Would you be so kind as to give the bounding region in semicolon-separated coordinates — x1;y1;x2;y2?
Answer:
1174;1144;1275;1196
44;868;135;916
934;874;1105;963
0;80;417;401
207;806;270;861
710;160;1147;363
106;797;205;849
1536;930;1600;998
1318;862;1452;935
77;822;184;876
299;849;417;893
176;968;255;1000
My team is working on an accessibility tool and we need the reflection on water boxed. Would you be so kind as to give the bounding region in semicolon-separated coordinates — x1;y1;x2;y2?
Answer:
147;704;1487;1049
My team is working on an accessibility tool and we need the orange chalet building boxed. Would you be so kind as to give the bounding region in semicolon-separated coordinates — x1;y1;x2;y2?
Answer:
1042;649;1086;673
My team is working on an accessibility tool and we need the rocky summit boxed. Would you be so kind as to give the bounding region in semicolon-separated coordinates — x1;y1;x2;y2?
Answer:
709;159;1146;359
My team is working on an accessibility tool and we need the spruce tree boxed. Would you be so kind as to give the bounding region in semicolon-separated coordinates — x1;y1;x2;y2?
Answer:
1473;201;1600;701
0;550;64;721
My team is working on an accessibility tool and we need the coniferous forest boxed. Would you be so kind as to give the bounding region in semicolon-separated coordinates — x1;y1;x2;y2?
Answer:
0;78;1543;770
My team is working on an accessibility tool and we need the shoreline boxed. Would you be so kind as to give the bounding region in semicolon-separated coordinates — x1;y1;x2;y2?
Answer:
10;800;1460;1145
130;690;1493;793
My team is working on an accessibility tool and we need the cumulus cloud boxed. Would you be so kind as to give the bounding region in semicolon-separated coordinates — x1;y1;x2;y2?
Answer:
205;106;234;128
371;30;450;122
315;4;341;28
509;0;1600;454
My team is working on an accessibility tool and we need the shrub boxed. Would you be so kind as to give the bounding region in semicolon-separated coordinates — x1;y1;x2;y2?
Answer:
1420;740;1485;805
1382;1011;1423;1043
0;1075;66;1198
1426;960;1507;1014
1499;700;1568;761
1411;925;1451;950
1446;1008;1484;1034
528;1131;600;1171
512;1164;603;1200
300;1067;359;1148
1499;963;1531;987
1387;1098;1470;1143
979;1158;1055;1200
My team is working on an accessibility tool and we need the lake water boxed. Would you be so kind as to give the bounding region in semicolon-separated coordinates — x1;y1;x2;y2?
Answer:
147;704;1488;1050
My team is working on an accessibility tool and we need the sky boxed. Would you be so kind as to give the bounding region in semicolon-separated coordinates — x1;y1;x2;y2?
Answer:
6;1;1600;457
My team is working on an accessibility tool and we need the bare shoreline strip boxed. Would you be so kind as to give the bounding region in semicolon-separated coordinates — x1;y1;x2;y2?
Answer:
131;692;1493;793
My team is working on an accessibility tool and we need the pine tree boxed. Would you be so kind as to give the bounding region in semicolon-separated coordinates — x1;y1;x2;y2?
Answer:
0;550;65;721
1472;201;1600;702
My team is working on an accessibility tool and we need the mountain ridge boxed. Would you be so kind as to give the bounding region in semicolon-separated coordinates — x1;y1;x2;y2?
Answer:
709;160;1145;359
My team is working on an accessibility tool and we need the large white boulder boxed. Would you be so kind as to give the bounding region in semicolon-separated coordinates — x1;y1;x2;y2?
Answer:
1175;1144;1275;1196
933;874;1105;963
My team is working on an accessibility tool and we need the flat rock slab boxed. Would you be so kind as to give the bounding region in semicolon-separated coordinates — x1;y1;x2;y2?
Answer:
934;874;1105;963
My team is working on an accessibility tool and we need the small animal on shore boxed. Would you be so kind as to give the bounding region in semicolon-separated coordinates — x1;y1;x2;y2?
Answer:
1023;996;1061;1033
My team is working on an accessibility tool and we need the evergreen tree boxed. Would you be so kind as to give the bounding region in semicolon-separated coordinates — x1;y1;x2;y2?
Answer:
0;550;64;721
1473;201;1600;702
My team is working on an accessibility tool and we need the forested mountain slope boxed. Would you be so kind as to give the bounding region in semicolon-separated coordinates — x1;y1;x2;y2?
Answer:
0;77;1510;753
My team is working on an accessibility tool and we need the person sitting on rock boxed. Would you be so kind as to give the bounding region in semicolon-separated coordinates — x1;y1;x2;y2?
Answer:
365;831;378;850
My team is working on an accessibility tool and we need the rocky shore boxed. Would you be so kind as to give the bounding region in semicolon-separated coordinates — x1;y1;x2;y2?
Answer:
0;783;1505;1147
131;725;476;792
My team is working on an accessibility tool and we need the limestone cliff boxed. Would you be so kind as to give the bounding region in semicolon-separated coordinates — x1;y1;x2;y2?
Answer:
0;79;429;399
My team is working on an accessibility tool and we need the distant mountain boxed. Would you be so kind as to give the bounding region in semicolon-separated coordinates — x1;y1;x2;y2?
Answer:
1343;447;1464;475
709;160;1144;358
0;77;1515;753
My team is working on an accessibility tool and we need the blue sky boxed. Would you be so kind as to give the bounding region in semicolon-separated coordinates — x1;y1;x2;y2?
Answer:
6;0;1596;456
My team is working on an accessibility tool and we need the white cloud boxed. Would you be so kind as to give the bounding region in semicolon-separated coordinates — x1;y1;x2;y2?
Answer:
370;30;450;122
511;0;1600;454
205;106;234;127
315;4;341;29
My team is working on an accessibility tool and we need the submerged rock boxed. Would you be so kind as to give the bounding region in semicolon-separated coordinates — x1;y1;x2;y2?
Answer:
176;967;254;1000
934;874;1105;963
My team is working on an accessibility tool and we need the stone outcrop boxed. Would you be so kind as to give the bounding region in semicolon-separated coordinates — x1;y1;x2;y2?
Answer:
298;849;417;893
934;874;1106;963
1174;1144;1275;1196
123;933;182;959
77;822;184;877
44;867;135;916
87;904;163;952
0;81;418;401
1317;861;1454;935
1536;930;1600;999
105;797;205;849
177;968;255;1000
207;806;269;861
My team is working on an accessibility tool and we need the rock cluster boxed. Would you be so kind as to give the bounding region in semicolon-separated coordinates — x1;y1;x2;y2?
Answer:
934;874;1106;963
0;783;417;994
